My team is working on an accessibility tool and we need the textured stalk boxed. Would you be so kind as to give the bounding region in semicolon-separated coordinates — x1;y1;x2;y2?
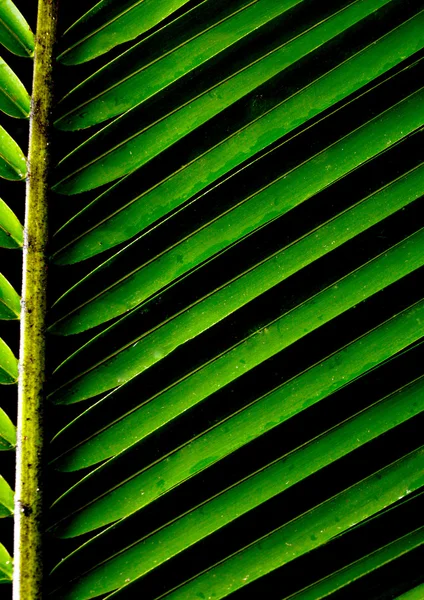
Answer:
13;1;57;598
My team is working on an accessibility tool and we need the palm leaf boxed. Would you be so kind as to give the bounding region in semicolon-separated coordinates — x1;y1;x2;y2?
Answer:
10;0;424;598
0;0;34;57
0;0;33;588
0;542;13;583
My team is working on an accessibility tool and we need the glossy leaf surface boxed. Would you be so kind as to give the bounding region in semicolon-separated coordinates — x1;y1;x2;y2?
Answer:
0;272;20;319
52;9;424;262
0;407;15;450
0;196;23;248
0;124;26;180
0;542;12;582
43;1;424;598
155;448;424;600
0;57;30;118
289;525;424;600
50;88;424;335
58;0;195;65
0;475;13;517
0;0;34;56
396;583;424;600
0;337;18;384
50;379;424;597
52;9;424;196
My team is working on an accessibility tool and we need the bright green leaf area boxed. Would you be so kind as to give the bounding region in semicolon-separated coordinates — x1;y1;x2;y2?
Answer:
52;162;424;401
0;57;30;118
52;300;424;536
57;0;336;130
0;0;34;56
53;13;424;263
153;448;424;600
289;525;424;600
53;378;424;599
0;124;27;180
0;272;20;319
50;87;424;335
395;583;424;600
0;475;13;517
51;225;424;413
58;0;194;65
0;542;12;582
0;337;18;384
53;5;424;197
0;406;15;450
0;197;23;248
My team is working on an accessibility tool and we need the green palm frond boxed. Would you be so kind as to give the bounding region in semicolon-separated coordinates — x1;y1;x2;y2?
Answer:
5;0;424;598
0;0;34;584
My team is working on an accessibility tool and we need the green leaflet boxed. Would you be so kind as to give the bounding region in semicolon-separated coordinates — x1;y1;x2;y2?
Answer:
53;7;424;197
51;300;424;535
58;0;196;65
51;377;424;598
0;475;13;517
0;406;15;450
51;162;424;393
0;337;18;384
0;57;30;118
0;542;12;583
56;0;380;131
52;11;424;261
3;0;422;596
0;272;20;319
50;87;424;335
50;227;424;407
147;448;424;600
55;0;306;130
0;124;27;180
0;196;23;248
0;0;34;56
395;583;424;600
288;526;424;600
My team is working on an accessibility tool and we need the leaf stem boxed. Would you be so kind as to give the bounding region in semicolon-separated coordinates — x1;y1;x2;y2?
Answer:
13;1;57;598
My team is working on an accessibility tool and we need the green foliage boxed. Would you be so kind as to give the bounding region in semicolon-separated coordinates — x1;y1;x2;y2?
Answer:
0;0;33;583
3;0;424;597
44;0;424;597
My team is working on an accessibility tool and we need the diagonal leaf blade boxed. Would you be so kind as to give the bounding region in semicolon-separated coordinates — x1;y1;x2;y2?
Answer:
0;0;34;56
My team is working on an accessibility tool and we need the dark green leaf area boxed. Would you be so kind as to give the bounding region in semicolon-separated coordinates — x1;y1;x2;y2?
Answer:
48;197;424;407
46;2;424;597
0;124;26;180
52;2;424;195
51;484;424;599
57;0;198;65
52;45;424;270
0;0;34;57
55;0;360;130
115;449;424;600
55;0;284;129
0;57;31;118
48;280;417;508
49;430;424;598
48;344;424;585
49;79;424;339
51;230;424;407
49;285;424;535
48;122;424;386
0;197;23;249
48;52;419;262
50;45;424;275
228;522;424;600
50;329;424;476
62;440;420;598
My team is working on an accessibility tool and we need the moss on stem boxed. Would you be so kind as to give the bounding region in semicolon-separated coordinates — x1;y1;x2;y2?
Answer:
13;1;57;598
